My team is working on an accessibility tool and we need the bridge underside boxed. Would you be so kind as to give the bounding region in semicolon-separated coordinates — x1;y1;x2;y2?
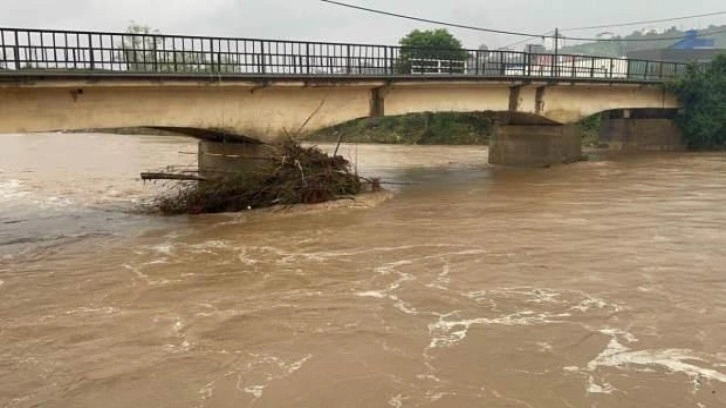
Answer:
0;76;678;143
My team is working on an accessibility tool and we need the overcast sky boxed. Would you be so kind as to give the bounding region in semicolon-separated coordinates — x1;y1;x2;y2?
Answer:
2;0;726;49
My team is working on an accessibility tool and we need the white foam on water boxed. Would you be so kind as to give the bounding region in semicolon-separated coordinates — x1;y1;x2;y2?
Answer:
537;342;553;352
244;385;266;399
356;262;419;314
391;294;419;315
570;330;726;394
64;306;118;316
163;317;196;353
190;240;232;254
38;196;74;209
356;290;388;299
427;311;570;349
388;394;406;408
426;391;455;402
0;179;28;200
152;244;175;255
287;354;313;375
198;381;215;403
586;376;616;394
237;248;259;265
237;354;313;400
426;264;451;290
375;260;413;276
571;297;620;313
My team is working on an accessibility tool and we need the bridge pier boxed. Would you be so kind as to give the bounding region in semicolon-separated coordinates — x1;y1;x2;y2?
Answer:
198;140;270;179
488;125;583;167
599;111;683;151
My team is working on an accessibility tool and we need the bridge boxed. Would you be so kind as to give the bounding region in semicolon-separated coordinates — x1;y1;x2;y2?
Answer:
0;27;686;167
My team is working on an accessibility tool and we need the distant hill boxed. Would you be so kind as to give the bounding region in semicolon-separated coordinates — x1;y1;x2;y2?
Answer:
559;25;726;57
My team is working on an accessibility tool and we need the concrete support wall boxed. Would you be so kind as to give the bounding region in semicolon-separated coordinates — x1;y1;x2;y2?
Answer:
600;118;683;151
489;125;583;167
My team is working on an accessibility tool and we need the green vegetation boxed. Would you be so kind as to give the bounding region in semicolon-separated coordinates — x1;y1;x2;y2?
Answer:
579;113;603;147
666;54;726;149
560;25;726;57
308;112;495;145
154;140;370;214
398;29;468;73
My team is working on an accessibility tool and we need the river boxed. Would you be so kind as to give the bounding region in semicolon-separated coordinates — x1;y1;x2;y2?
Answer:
1;133;726;407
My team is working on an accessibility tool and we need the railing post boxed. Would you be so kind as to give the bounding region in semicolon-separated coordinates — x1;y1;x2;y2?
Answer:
305;43;310;74
87;33;95;70
13;30;20;70
571;56;576;77
259;40;266;74
644;61;649;80
172;39;178;73
384;46;389;75
209;38;214;73
475;50;480;76
345;44;351;75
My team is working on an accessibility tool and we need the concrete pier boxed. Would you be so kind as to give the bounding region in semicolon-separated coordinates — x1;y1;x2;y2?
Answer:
198;141;270;179
599;118;683;151
488;125;583;167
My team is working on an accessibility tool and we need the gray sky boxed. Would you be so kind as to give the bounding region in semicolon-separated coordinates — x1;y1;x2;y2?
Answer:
2;0;726;49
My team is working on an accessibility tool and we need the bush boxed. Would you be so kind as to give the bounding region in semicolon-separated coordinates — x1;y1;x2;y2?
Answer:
666;54;726;149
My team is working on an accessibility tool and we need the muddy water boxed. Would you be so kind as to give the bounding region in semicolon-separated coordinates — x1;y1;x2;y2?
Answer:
1;133;726;407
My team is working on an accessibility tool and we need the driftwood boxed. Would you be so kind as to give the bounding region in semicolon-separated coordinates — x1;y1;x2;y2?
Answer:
140;172;208;181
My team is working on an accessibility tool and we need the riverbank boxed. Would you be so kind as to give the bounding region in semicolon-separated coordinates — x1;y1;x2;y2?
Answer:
308;112;495;145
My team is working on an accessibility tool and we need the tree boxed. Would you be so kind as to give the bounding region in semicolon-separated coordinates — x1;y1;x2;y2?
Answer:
120;22;162;71
666;54;726;148
397;29;468;74
117;22;242;73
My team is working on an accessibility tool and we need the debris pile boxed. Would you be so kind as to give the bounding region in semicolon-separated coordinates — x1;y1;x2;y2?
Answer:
147;139;375;214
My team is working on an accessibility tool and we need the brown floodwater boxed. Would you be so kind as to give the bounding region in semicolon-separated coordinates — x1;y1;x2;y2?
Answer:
1;133;726;408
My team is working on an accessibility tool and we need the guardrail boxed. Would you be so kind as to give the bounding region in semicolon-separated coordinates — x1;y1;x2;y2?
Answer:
0;27;689;81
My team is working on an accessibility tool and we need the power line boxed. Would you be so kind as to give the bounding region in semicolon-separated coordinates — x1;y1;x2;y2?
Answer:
561;10;726;32
320;0;726;43
498;31;553;50
320;0;545;39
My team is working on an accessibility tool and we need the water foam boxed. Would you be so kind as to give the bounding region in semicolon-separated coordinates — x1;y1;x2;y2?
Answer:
569;330;726;394
427;311;570;349
0;179;28;200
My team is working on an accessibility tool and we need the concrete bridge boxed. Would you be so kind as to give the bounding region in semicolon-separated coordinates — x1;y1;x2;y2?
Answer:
0;27;686;167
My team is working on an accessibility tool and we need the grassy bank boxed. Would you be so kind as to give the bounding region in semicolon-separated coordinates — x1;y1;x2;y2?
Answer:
308;112;495;145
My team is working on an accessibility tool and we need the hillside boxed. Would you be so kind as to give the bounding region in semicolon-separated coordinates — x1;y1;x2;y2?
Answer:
559;25;726;57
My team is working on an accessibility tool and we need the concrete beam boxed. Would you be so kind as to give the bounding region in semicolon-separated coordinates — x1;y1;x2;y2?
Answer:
0;78;679;143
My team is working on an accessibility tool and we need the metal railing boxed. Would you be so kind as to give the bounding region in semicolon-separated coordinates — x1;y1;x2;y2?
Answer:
0;27;690;81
